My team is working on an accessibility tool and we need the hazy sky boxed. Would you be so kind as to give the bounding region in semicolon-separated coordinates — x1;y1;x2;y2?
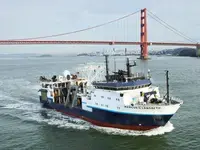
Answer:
0;0;199;54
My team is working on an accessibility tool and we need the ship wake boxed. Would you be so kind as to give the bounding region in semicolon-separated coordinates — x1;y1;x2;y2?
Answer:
91;122;174;136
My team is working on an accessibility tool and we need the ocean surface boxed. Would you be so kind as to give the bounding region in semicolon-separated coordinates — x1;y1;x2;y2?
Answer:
0;54;199;150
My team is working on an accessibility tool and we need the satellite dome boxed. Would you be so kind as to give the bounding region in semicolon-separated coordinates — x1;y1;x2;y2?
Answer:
63;70;71;77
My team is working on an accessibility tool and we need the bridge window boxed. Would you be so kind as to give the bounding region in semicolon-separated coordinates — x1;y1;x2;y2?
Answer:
94;84;150;91
107;97;111;100
101;96;104;98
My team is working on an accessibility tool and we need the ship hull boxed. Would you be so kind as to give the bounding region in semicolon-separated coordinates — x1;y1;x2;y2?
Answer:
40;99;173;131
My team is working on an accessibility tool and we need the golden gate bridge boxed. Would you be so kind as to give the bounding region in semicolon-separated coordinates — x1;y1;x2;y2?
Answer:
0;8;199;60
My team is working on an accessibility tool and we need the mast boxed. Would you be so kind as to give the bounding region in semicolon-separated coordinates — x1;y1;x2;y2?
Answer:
126;58;131;78
125;48;127;56
114;57;116;72
166;70;170;104
126;58;137;80
105;55;109;82
113;48;116;72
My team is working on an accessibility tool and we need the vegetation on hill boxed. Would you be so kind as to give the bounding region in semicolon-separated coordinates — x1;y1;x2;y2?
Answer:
151;47;196;57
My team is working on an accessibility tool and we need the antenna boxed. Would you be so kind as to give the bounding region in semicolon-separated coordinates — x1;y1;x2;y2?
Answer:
105;55;109;82
114;57;116;72
166;70;170;104
113;48;116;72
125;48;127;56
126;58;131;78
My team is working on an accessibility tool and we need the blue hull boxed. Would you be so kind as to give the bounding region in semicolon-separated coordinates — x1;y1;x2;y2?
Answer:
40;99;173;131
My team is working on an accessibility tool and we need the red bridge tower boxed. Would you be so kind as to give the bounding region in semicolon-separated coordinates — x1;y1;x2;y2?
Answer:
140;8;148;60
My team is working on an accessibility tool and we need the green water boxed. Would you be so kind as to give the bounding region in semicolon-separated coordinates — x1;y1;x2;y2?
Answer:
0;55;199;150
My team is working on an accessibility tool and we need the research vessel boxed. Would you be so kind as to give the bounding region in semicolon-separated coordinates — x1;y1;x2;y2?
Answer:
38;56;183;130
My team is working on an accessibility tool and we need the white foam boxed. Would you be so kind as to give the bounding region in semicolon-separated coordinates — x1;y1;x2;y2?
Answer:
91;121;174;136
1;98;90;131
0;92;16;101
23;110;90;131
2;102;41;111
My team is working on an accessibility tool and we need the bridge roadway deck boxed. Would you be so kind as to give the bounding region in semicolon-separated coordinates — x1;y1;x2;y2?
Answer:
0;40;198;47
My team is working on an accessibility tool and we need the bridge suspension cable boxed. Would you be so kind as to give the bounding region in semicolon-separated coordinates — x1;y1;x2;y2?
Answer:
147;10;197;43
6;10;140;41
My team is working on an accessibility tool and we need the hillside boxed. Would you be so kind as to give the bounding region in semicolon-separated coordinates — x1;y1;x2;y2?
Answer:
151;47;196;57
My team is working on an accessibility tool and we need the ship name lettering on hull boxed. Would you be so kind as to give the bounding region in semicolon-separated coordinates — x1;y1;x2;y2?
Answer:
124;106;161;109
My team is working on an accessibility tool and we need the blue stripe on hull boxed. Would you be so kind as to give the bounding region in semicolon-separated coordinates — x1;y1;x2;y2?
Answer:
40;99;173;130
90;108;173;126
